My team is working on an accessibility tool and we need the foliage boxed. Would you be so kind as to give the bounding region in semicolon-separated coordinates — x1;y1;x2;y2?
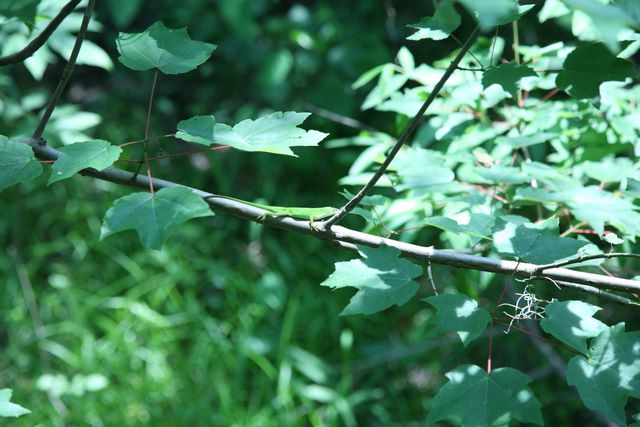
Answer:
1;0;640;426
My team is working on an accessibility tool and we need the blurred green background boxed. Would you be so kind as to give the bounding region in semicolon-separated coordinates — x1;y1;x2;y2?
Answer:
1;0;631;425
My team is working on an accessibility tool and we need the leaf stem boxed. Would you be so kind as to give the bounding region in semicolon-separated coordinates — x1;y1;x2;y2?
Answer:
32;0;94;140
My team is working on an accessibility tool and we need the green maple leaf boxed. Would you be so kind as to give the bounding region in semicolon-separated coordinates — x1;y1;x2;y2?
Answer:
556;43;635;99
540;300;608;354
0;389;30;418
568;324;640;426
320;245;422;315
482;63;537;96
176;112;328;157
0;136;42;192
101;187;213;249
48;140;122;185
492;216;588;264
116;21;216;74
423;294;491;346
426;364;543;426
407;0;460;41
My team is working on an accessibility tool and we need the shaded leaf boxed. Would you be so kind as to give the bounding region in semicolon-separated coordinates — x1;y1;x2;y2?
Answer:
556;43;635;99
176;112;328;157
320;245;422;315
407;0;460;41
426;365;543;426
101;187;213;249
540;300;608;354
48;140;122;185
116;21;216;74
567;324;640;426
424;294;491;346
482;63;537;96
0;136;42;192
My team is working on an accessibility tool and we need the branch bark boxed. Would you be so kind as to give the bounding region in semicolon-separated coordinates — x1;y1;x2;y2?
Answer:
19;137;640;295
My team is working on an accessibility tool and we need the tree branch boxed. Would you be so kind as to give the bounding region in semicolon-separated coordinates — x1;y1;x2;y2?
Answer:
18;137;640;295
0;0;82;67
32;0;95;139
320;25;481;229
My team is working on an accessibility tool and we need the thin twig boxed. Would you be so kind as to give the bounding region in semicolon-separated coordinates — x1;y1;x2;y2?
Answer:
321;26;481;229
32;0;95;139
535;253;640;273
0;0;81;67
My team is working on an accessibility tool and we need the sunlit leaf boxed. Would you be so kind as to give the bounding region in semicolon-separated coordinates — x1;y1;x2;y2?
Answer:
540;300;608;354
567;324;640;426
176;112;328;157
424;294;491;346
0;389;30;418
492;216;589;264
320;245;422;315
